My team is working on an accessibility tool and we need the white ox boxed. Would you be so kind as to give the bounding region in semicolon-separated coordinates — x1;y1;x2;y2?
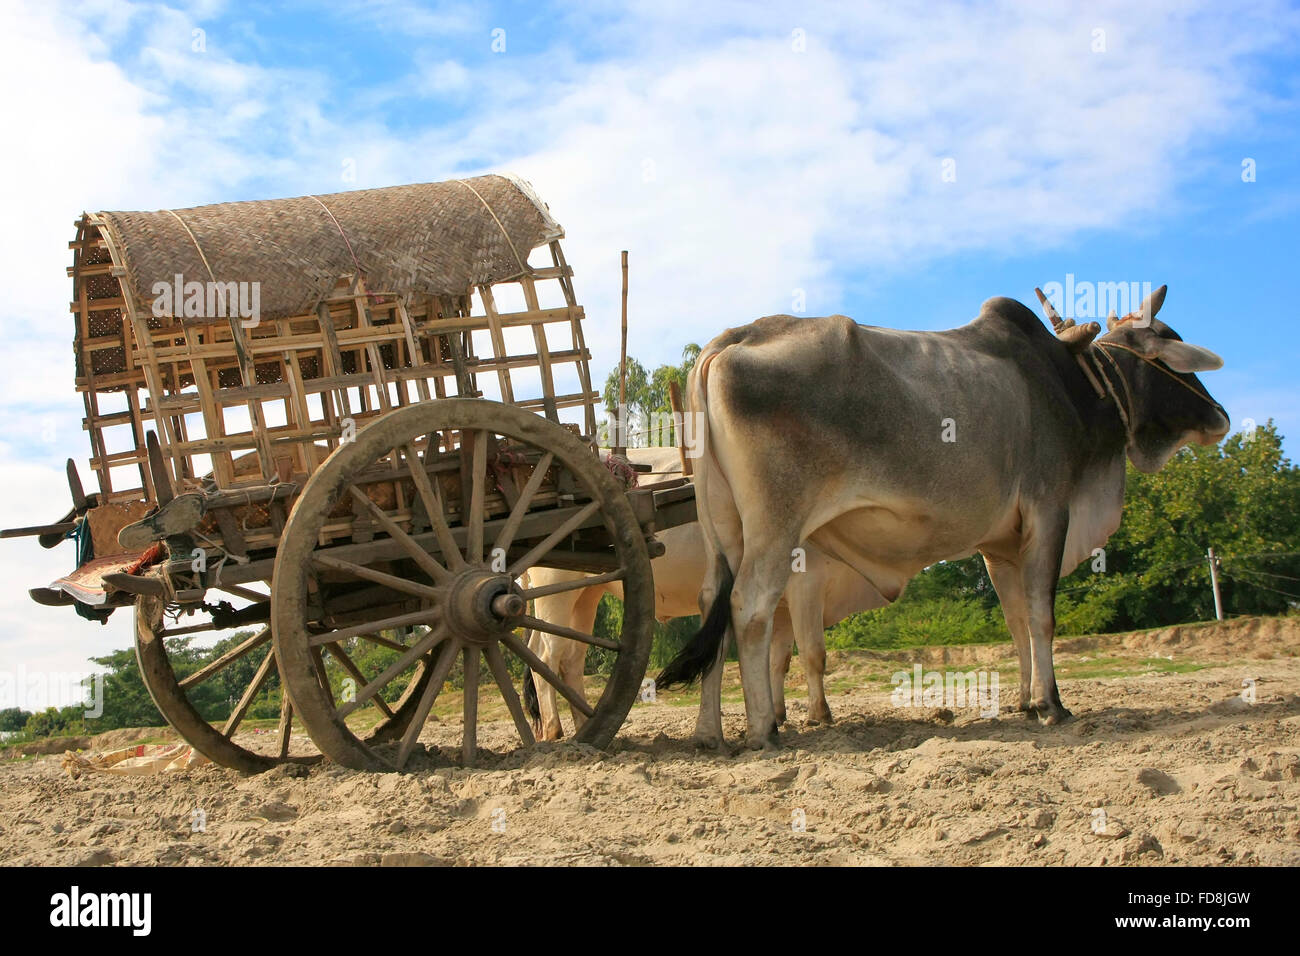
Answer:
523;447;877;741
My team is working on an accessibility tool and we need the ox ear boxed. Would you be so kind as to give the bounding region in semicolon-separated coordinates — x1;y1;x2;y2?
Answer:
1150;338;1223;373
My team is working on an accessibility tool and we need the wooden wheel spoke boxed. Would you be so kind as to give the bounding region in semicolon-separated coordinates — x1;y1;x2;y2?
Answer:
507;500;602;576
311;552;442;600
327;641;395;719
521;567;623;601
353;631;414;653
396;638;463;769
309;606;442;647
338;626;446;718
311;645;331;698
502;632;594;719
493;451;553;556
161;621;223;638
179;626;270;689
486;643;535;746
346;485;451;583
403;443;464;570
276;694;294;760
462;646;480;765
214;584;270;604
518;614;620;650
222;647;276;738
467;430;488;564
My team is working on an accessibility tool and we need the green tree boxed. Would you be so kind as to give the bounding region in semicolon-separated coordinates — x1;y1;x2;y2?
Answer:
86;645;167;729
603;344;702;448
1055;421;1300;631
22;705;87;739
0;707;28;732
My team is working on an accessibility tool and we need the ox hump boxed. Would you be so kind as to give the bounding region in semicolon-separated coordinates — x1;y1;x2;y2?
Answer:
974;296;1053;341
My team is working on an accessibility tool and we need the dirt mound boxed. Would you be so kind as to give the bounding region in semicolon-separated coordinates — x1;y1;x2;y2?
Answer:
832;615;1300;671
1097;614;1300;660
3;735;92;757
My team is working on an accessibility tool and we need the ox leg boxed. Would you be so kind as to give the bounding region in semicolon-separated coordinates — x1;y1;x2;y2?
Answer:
732;548;794;749
982;554;1033;714
1021;512;1072;725
530;583;596;741
796;629;832;725
786;575;832;725
560;586;603;734
693;555;733;751
556;638;590;733
694;617;729;751
769;610;794;725
530;632;565;741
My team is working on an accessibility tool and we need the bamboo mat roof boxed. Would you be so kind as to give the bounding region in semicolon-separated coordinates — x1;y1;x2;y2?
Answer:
90;173;564;323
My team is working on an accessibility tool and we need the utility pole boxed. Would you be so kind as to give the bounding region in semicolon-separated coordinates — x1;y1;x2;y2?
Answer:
615;250;628;456
1207;546;1224;621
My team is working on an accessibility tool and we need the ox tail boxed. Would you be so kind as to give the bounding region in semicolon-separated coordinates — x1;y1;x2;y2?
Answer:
520;624;541;721
655;561;733;689
522;663;540;721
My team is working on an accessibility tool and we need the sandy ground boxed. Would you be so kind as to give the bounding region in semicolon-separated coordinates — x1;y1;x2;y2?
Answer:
1;616;1297;866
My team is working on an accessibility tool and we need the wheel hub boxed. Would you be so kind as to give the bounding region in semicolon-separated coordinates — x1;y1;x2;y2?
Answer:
444;567;523;644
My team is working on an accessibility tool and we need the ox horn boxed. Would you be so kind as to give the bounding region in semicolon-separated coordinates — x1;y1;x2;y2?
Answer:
1057;321;1101;352
1115;283;1168;328
1141;284;1168;320
1034;287;1064;331
1106;309;1120;331
1036;287;1097;351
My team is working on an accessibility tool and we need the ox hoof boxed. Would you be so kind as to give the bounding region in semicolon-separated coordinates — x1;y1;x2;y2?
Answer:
809;703;834;725
743;725;781;751
774;708;787;726
693;733;727;753
1032;702;1073;726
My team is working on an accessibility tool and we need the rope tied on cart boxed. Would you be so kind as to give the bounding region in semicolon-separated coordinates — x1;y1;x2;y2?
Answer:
489;448;530;496
603;453;639;489
455;179;528;276
163;209;219;290
307;194;381;304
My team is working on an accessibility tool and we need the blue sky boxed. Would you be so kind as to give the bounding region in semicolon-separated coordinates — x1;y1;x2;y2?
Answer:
1;0;1298;695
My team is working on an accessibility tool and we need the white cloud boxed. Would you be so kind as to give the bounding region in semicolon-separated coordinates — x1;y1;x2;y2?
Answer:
417;60;472;96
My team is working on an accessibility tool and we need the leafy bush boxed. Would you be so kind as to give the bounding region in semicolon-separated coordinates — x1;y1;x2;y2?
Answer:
826;595;1009;650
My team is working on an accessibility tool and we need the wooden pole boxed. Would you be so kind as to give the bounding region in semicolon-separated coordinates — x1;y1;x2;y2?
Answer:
1207;547;1224;621
668;380;692;477
615;250;628;455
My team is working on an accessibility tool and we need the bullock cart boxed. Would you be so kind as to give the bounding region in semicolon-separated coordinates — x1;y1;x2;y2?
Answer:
4;175;696;772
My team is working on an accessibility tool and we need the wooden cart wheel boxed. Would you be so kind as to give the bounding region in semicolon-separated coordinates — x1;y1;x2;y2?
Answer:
272;398;655;771
135;594;435;773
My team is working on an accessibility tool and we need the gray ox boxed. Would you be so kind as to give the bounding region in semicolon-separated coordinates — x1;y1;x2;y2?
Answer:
657;286;1229;750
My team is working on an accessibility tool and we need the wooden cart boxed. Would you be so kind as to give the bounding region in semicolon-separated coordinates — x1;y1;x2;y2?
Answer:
4;175;695;772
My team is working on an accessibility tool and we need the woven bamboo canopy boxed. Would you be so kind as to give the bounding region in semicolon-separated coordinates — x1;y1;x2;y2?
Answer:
97;174;564;326
69;173;598;514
